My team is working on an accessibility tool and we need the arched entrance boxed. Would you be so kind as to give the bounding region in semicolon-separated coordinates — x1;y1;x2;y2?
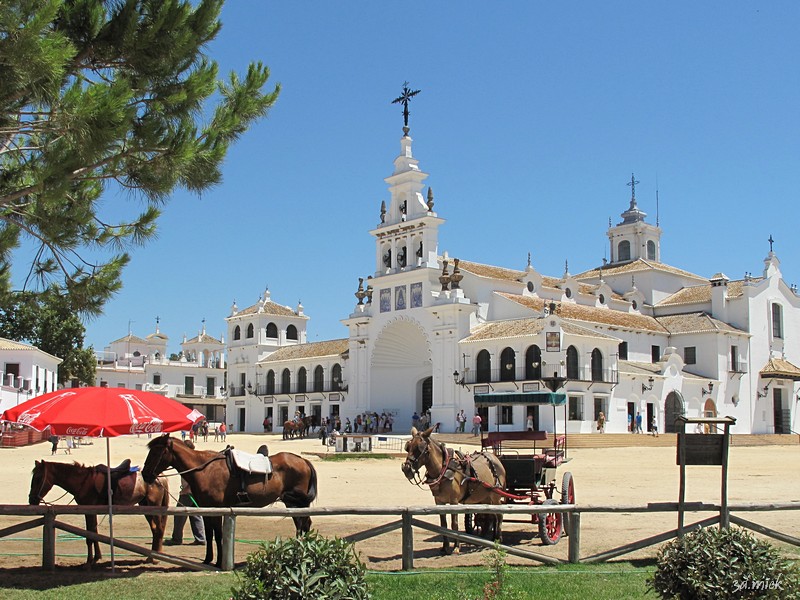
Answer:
664;391;685;433
370;319;432;425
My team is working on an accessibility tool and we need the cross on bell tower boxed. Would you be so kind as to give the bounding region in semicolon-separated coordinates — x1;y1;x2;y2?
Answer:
392;82;421;136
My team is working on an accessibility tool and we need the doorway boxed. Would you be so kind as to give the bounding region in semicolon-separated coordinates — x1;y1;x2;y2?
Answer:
664;391;684;433
627;401;635;432
646;403;655;433
237;407;245;432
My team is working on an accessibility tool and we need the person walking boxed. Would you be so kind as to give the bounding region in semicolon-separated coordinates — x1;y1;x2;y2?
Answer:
635;412;643;434
167;441;206;546
471;413;482;436
219;422;227;442
526;412;534;432
457;410;467;433
650;416;659;437
597;411;606;433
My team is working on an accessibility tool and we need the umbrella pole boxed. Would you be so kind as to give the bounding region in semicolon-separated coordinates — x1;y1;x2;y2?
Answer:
106;437;115;573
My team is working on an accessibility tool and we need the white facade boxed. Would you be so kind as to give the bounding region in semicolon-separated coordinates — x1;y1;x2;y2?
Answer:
223;127;799;436
94;321;227;422
0;338;61;414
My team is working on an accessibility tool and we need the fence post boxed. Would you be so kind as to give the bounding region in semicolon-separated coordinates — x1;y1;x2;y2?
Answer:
568;512;581;564
401;510;413;571
221;514;236;571
42;510;56;570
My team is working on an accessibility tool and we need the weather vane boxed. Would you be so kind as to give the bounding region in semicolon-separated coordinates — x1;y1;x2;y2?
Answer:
392;81;421;134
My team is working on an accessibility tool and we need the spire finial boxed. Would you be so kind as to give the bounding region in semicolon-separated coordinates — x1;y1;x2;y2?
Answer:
768;234;775;253
627;172;640;207
392;81;421;135
527;252;532;269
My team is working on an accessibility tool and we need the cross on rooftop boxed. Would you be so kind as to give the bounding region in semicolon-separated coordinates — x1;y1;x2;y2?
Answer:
392;82;421;130
627;173;640;202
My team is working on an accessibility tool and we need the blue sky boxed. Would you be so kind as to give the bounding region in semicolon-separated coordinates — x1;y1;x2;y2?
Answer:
83;2;800;353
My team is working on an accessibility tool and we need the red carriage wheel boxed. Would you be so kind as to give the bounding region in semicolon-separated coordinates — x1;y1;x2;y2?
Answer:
560;472;575;537
537;498;562;545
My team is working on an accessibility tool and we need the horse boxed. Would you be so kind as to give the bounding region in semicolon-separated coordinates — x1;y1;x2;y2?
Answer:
28;459;170;566
282;416;312;439
141;435;318;568
401;426;506;555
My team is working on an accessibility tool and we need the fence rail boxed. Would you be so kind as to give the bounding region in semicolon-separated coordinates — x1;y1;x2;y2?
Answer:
1;501;798;572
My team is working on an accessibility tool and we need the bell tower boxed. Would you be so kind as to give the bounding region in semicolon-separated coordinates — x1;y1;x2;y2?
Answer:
370;84;443;275
607;173;662;264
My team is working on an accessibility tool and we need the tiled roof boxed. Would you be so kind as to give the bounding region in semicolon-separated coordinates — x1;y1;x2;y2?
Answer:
183;333;223;345
110;333;149;345
760;358;800;380
574;258;706;282
0;338;37;351
235;300;298;318
258;339;349;364
498;293;668;333
457;259;525;281
462;318;546;342
656;312;745;335
657;279;757;307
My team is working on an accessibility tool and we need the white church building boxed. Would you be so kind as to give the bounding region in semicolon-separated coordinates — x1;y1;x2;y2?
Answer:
224;124;799;436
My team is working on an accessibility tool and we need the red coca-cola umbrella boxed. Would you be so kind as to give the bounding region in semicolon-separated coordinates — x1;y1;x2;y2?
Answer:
2;386;205;437
2;387;204;570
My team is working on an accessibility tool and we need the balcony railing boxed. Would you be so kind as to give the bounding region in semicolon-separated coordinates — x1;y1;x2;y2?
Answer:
465;366;619;386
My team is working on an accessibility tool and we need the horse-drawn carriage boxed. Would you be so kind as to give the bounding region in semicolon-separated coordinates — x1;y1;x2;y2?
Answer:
475;390;575;545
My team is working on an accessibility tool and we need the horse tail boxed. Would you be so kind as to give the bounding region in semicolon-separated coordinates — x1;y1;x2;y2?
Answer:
282;458;318;508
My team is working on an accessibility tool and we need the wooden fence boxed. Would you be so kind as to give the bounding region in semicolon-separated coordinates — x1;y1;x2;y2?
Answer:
0;501;798;572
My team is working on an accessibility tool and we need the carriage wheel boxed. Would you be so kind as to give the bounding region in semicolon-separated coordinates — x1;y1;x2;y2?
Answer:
538;498;562;545
560;472;575;537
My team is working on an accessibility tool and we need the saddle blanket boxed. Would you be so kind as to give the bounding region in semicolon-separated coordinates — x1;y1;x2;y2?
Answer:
230;448;273;475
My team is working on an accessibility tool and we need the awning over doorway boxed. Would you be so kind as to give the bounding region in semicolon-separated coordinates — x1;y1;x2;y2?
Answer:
474;391;567;407
760;357;800;381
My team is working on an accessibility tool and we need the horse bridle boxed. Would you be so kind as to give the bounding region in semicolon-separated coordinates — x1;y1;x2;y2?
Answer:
146;436;226;480
30;463;80;506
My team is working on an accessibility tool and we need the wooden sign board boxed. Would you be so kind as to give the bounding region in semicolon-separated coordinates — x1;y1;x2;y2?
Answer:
677;433;725;466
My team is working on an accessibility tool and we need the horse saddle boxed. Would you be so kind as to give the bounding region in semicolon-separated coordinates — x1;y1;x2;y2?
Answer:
224;447;272;504
92;459;137;501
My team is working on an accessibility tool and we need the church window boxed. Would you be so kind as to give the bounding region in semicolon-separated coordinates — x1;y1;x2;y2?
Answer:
527;281;535;292
266;370;275;394
313;365;324;392
525;345;542;380
568;396;584;421
684;347;696;365
618;240;631;262
287;324;298;340
591;349;603;382
476;350;492;383
598;294;605;304
565;288;572;298
772;303;783;339
566;346;579;379
500;347;516;381
631;300;638;310
297;367;307;393
618;341;628;360
246;323;254;338
153;374;161;385
233;325;241;340
266;323;278;338
647;240;656;260
332;363;343;390
281;369;291;394
651;345;661;363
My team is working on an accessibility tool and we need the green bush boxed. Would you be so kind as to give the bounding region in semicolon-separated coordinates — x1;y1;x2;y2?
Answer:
231;532;370;599
648;526;800;600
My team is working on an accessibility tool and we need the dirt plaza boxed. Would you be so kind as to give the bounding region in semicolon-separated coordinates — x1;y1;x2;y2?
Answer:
0;430;798;574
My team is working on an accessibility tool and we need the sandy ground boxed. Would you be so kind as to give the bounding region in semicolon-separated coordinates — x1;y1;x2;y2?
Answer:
0;431;798;576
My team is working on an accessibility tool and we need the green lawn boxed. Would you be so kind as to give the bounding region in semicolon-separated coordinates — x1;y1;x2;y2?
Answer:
2;563;656;600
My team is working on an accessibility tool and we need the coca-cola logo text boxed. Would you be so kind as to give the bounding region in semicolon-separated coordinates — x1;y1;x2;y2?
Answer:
66;427;90;436
129;421;164;435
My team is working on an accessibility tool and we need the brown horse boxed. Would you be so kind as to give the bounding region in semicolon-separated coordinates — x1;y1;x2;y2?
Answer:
402;427;506;555
141;435;317;567
29;460;169;566
282;416;313;439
